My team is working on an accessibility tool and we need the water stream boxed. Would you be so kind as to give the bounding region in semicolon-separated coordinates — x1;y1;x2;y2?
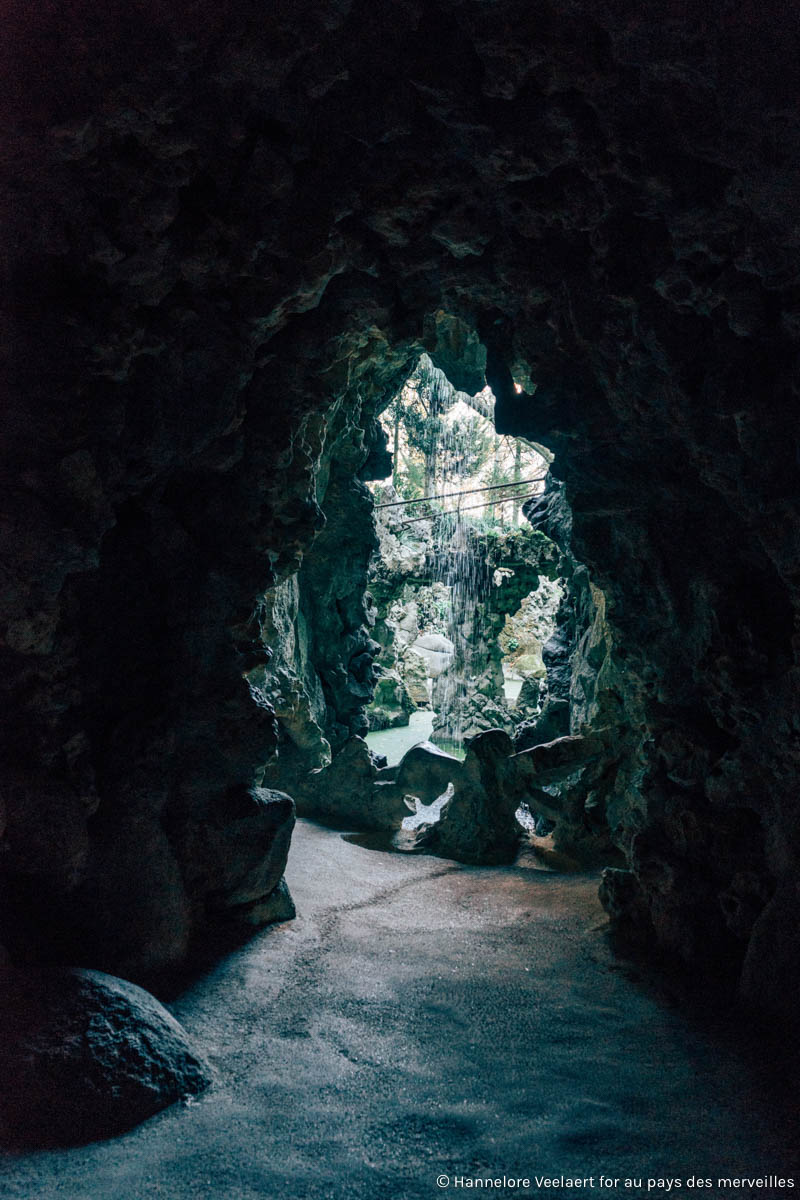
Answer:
365;710;466;766
428;394;493;746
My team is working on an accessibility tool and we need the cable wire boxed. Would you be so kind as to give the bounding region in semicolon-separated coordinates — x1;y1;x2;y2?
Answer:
374;476;547;509
396;491;542;528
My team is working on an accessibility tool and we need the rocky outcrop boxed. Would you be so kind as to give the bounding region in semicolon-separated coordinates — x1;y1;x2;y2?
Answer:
294;735;412;832
170;785;295;923
0;966;211;1146
367;668;416;731
2;0;800;1032
296;723;608;867
427;730;522;865
500;575;563;685
368;480;564;744
431;524;561;743
513;476;623;854
366;491;446;728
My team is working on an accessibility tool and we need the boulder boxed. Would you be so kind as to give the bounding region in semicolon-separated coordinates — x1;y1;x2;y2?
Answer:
180;786;295;916
376;740;464;811
0;966;211;1146
408;633;454;677
226;877;297;928
513;652;546;679
426;729;521;865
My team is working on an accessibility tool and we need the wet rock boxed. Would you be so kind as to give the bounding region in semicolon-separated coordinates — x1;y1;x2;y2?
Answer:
297;736;499;856
427;730;520;865
399;648;431;707
514;699;571;751
516;674;543;715
367;668;416;731
380;740;464;811
0;967;211;1147
512;652;546;678
408;633;454;677
514;732;606;787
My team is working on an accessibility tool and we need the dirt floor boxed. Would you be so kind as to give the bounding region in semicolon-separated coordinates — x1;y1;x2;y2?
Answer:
0;819;796;1199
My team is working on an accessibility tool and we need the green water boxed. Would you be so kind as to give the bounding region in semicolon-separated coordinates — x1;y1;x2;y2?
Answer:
365;669;524;767
365;710;465;766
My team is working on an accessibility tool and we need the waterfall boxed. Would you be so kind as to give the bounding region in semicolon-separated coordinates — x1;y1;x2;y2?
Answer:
369;353;550;756
431;514;488;746
428;398;491;748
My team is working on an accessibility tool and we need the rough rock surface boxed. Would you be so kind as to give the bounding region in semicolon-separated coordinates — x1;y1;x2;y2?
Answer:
411;522;561;743
369;483;564;743
366;667;416;732
294;735;410;832
427;730;522;865
500;574;563;688
2;0;800;1027
299;726;587;867
0;966;211;1146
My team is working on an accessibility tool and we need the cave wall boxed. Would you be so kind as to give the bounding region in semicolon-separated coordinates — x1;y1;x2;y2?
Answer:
3;0;800;1021
257;390;400;793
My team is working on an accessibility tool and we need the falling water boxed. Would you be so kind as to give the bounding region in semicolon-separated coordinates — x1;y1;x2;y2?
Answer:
370;353;538;755
427;383;492;747
431;514;488;745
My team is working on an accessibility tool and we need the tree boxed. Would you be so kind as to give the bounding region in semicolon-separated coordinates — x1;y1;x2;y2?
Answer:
512;437;523;526
380;355;548;515
438;413;493;485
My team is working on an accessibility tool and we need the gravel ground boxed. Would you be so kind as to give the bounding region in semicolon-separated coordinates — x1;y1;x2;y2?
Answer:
0;819;796;1200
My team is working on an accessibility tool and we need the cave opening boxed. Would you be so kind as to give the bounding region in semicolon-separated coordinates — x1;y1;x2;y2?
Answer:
360;352;594;854
262;335;620;874
364;352;557;757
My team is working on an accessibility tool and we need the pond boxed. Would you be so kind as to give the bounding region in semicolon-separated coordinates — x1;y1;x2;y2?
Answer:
365;710;465;766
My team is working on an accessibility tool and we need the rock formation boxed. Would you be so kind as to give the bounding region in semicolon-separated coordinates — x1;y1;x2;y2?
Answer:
0;966;211;1145
2;0;800;1097
429;523;562;743
368;484;565;743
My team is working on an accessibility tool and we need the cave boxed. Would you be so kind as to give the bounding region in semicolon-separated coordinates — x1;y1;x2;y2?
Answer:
2;1;800;1193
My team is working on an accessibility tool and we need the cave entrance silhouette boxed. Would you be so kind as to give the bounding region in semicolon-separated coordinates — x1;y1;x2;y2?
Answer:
277;341;616;876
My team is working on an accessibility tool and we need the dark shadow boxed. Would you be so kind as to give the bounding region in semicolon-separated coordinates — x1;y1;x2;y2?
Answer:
340;829;397;853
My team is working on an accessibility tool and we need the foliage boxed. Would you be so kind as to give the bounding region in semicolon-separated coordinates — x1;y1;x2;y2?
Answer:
379;356;550;525
401;400;443;469
439;413;493;483
396;458;425;500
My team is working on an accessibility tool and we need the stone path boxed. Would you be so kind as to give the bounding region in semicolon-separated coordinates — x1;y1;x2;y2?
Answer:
0;820;796;1199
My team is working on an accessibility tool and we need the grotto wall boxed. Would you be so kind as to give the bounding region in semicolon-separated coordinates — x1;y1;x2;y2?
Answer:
427;522;562;744
3;0;800;1031
254;396;393;797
